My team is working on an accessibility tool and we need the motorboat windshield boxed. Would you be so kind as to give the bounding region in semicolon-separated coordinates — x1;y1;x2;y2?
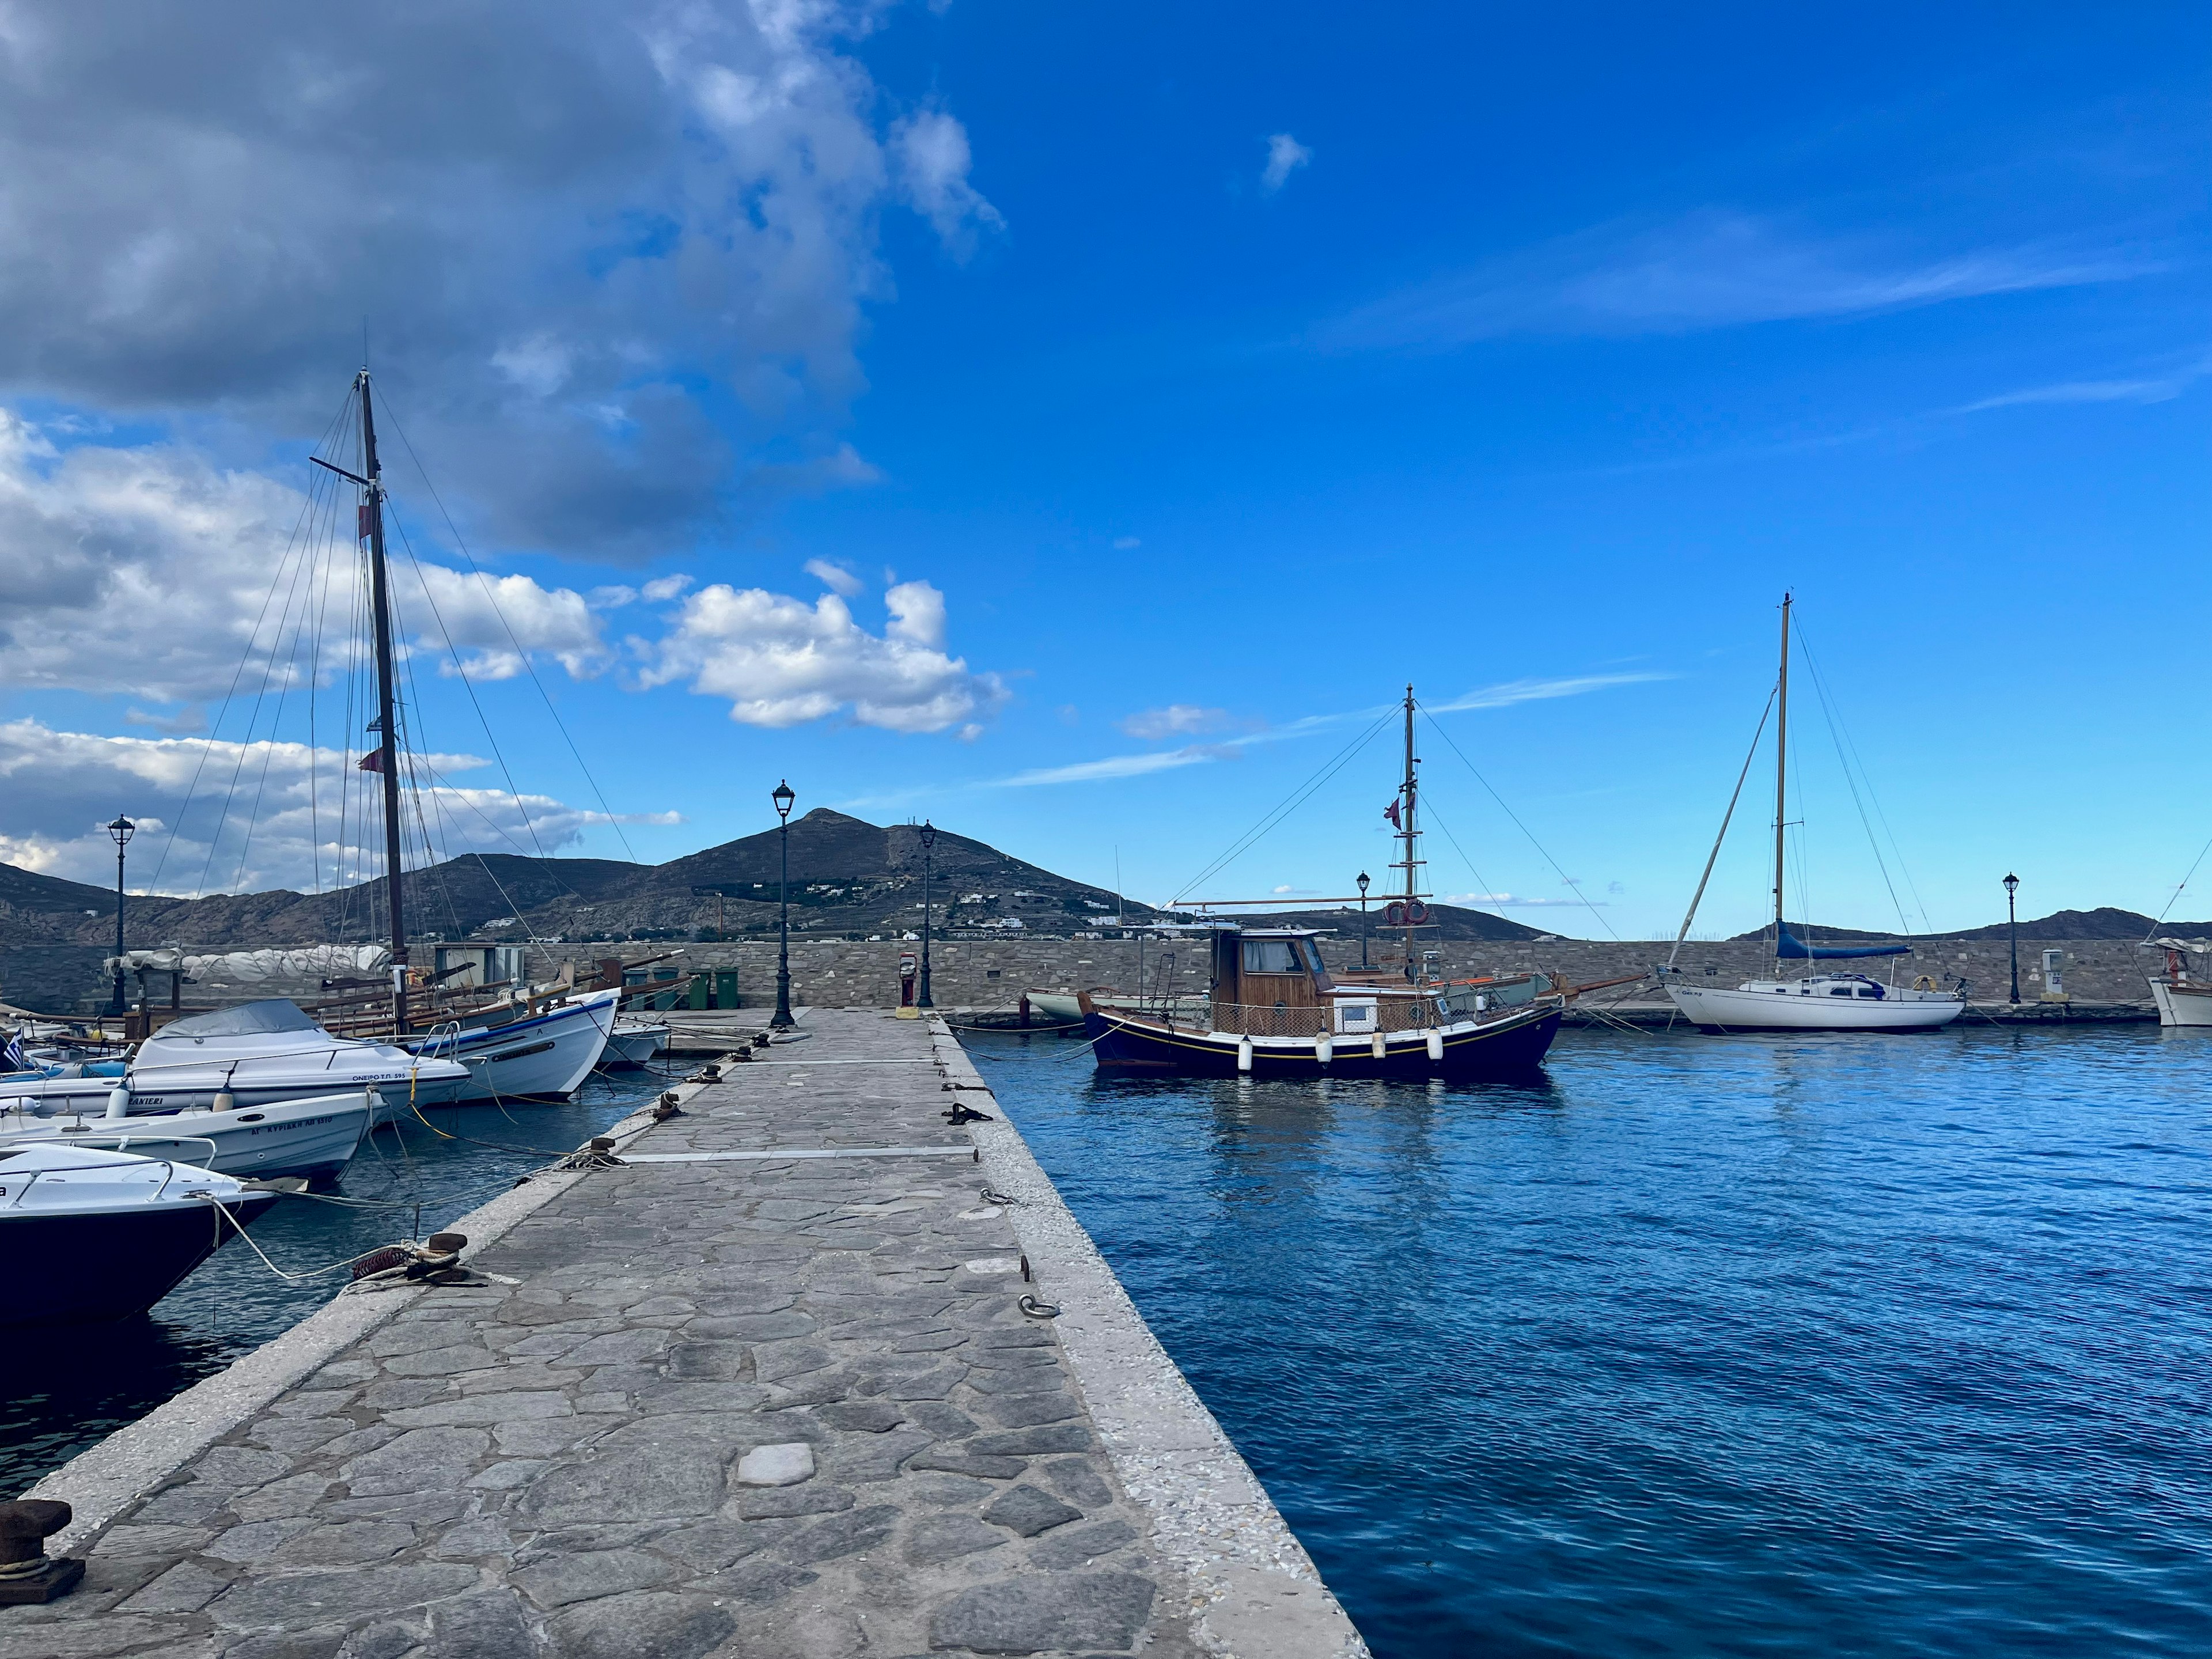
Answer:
154;1000;323;1039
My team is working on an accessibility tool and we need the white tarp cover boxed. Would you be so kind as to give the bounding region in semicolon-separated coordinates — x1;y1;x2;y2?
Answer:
2146;938;2212;955
108;945;390;982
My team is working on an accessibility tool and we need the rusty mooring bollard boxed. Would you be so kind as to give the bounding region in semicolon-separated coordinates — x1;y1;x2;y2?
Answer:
0;1498;84;1603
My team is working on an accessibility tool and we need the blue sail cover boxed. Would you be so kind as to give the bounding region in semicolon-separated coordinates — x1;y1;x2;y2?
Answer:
1777;925;1910;960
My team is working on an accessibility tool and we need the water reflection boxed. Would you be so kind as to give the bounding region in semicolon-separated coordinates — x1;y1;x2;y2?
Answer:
971;1025;2212;1659
2;1067;670;1497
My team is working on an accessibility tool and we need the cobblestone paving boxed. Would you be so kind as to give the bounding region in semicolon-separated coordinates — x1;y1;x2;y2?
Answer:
2;1013;1203;1658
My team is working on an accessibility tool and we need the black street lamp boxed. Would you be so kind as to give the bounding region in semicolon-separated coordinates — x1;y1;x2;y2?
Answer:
1357;871;1371;969
107;816;135;1017
2003;872;2021;1005
917;821;936;1010
771;781;797;1029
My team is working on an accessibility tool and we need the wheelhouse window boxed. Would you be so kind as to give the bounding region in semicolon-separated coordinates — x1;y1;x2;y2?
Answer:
1242;940;1300;974
1856;986;1883;999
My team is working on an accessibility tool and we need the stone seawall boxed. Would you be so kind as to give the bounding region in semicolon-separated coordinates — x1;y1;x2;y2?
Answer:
3;933;2158;1017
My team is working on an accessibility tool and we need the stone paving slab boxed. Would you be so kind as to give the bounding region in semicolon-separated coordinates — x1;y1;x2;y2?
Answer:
0;1010;1327;1658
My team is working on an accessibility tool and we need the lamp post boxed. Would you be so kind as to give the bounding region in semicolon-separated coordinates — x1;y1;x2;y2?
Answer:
917;821;936;1010
1357;871;1371;968
2003;872;2020;1005
771;781;796;1029
107;816;135;1017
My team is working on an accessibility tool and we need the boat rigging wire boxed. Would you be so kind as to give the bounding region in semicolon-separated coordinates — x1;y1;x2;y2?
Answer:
1790;617;1927;936
375;391;641;865
1417;704;1618;941
147;390;355;895
2146;830;2212;935
1171;710;1395;903
1666;685;1777;969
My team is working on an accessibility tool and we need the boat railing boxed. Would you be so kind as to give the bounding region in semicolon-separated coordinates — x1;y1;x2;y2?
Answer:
1200;1001;1442;1039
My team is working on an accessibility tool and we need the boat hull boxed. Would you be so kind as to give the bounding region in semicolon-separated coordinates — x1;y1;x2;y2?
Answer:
1665;982;1965;1032
0;1191;274;1325
2147;979;2212;1027
406;990;619;1108
1085;1003;1563;1080
599;1019;671;1070
0;1090;373;1183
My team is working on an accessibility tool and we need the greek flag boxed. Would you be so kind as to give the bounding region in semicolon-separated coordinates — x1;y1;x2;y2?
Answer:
2;1032;27;1073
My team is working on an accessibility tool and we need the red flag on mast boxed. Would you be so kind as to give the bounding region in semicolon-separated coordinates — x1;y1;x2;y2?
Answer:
358;751;385;773
1382;797;1402;829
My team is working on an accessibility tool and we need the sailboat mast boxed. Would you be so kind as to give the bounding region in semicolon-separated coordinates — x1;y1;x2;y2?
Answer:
359;371;410;1032
1400;683;1419;979
1772;591;1791;963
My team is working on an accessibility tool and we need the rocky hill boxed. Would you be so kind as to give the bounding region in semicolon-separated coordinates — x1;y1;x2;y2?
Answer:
0;810;1172;948
1726;908;2209;944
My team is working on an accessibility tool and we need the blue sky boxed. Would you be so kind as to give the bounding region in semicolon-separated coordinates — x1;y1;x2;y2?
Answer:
0;2;2203;939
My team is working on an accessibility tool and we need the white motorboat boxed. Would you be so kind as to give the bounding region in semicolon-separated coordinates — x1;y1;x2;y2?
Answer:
597;1014;671;1070
1660;594;1965;1034
0;999;469;1119
0;1143;277;1325
0;1087;374;1183
404;987;619;1108
2144;940;2212;1027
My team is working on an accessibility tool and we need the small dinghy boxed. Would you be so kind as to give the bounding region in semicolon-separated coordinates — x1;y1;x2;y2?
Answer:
0;1144;276;1325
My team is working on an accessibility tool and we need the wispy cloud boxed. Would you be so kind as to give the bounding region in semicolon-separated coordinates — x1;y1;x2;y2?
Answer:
1260;133;1312;195
1947;353;2212;415
1119;703;1230;740
804;558;865;598
978;671;1659;791
1425;672;1669;714
992;747;1226;788
1318;210;2159;350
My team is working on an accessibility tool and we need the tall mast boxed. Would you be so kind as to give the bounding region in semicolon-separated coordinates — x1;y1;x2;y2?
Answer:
1397;684;1422;979
1772;591;1791;963
360;371;410;1032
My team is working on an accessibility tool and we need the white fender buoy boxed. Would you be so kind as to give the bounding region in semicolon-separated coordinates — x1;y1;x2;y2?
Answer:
1371;1032;1387;1060
1236;1037;1253;1074
1425;1031;1444;1063
211;1089;236;1115
1315;1035;1332;1066
105;1084;130;1119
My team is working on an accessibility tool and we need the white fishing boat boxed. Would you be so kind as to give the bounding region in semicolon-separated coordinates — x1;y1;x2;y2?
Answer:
1660;595;1965;1034
404;987;620;1107
0;1086;373;1183
598;1014;671;1070
0;999;467;1118
2143;940;2212;1027
0;1143;278;1325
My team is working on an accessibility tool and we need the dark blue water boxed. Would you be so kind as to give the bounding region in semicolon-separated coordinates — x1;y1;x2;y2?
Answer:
0;1067;671;1497
968;1026;2212;1658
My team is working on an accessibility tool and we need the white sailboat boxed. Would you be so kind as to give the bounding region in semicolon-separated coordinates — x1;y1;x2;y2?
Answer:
2143;939;2212;1027
1661;595;1965;1034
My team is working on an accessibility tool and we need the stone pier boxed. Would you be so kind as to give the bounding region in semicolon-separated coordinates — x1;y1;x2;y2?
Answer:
4;1012;1364;1659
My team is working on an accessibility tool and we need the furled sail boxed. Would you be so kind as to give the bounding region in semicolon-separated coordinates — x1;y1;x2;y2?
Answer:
1776;924;1910;960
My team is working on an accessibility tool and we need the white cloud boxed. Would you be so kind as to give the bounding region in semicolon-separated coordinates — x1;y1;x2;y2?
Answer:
0;411;611;702
640;574;693;603
0;718;673;896
1119;704;1230;740
1948;354;2212;415
1260;133;1311;195
1425;673;1670;713
1320;210;2158;349
994;748;1222;788
0;2;987;560
641;580;1004;733
805;558;865;597
891;107;1003;257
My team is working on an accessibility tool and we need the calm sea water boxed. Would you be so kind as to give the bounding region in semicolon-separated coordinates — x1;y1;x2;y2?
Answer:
968;1025;2212;1658
0;1066;671;1497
